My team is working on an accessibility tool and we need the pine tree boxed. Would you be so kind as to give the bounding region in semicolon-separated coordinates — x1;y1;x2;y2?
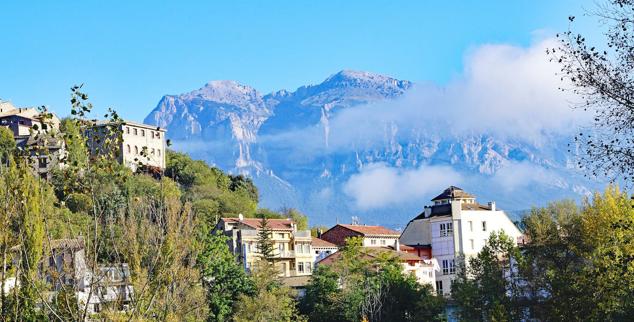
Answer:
257;216;275;263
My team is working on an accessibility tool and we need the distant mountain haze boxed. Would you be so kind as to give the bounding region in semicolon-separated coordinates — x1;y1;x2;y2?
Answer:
145;65;602;227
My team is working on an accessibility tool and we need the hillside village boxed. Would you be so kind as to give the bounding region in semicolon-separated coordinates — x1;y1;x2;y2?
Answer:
0;100;530;320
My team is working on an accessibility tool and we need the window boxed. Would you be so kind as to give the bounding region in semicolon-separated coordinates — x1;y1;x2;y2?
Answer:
442;260;456;275
134;146;139;154
126;127;130;134
440;223;453;237
380;239;386;245
436;281;443;295
158;149;161;156
151;148;155;155
370;239;377;245
156;132;160;139
298;262;305;273
470;239;475;250
278;233;285;239
469;221;473;232
151;131;155;139
278;243;285;251
134;128;138;135
127;145;131;153
306;262;312;273
141;129;145;137
304;244;310;253
482;221;487;232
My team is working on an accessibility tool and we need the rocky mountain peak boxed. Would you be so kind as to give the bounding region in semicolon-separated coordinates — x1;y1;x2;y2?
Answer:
181;80;264;107
321;69;412;92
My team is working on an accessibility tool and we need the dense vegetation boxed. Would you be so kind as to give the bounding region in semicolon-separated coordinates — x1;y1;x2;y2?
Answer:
0;87;307;321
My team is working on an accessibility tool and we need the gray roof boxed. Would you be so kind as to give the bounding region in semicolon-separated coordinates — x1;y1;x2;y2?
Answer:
431;186;475;201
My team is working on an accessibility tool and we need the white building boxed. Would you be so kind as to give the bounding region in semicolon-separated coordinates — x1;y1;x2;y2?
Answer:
86;121;166;171
400;186;523;297
311;237;338;263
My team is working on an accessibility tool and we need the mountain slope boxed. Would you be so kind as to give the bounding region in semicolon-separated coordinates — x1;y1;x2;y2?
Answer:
144;70;601;227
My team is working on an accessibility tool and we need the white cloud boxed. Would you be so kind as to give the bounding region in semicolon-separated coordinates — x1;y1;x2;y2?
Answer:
343;163;463;210
491;161;563;191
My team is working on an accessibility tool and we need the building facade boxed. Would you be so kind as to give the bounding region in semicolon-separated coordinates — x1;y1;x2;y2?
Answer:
319;223;438;289
216;216;315;277
0;102;65;179
400;186;523;297
86;121;166;171
320;224;401;248
311;237;338;263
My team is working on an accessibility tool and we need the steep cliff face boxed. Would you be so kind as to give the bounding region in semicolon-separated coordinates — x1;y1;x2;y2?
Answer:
144;70;599;226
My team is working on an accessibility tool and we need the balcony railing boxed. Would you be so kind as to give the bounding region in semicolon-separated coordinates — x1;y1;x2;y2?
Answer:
277;250;296;258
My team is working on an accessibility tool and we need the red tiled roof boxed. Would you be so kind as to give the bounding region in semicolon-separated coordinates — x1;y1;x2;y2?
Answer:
312;237;338;248
318;247;424;265
398;244;415;251
222;217;295;230
338;224;400;236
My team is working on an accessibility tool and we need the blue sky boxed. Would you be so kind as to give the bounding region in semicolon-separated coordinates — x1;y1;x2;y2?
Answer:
0;1;593;121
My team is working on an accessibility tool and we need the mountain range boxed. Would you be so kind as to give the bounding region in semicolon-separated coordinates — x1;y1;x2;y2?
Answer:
144;70;602;228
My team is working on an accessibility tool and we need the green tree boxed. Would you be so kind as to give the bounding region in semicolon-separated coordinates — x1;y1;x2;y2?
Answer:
233;261;305;322
302;237;444;322
520;200;586;321
0;126;16;167
257;216;276;262
452;232;525;322
577;187;634;320
59;118;88;168
197;230;253;322
282;208;309;231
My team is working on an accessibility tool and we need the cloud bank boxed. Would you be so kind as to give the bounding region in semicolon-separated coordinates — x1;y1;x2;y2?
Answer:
343;163;463;210
337;38;589;210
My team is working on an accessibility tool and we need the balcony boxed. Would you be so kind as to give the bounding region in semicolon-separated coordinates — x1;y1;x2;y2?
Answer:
293;231;311;239
277;250;296;258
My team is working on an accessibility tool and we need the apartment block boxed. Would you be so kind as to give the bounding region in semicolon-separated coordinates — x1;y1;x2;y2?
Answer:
216;216;315;277
400;186;523;297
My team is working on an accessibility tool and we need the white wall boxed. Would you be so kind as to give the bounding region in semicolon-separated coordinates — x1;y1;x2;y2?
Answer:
362;236;398;247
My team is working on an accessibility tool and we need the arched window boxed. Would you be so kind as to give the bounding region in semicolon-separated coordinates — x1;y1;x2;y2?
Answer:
141;129;145;137
134;146;139;154
126;145;131;153
126;127;130;134
157;149;161;156
133;128;138;135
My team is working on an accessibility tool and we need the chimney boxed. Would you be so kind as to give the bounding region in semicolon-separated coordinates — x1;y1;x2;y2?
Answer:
395;240;400;252
424;206;431;218
238;213;244;221
317;229;323;238
488;202;496;211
